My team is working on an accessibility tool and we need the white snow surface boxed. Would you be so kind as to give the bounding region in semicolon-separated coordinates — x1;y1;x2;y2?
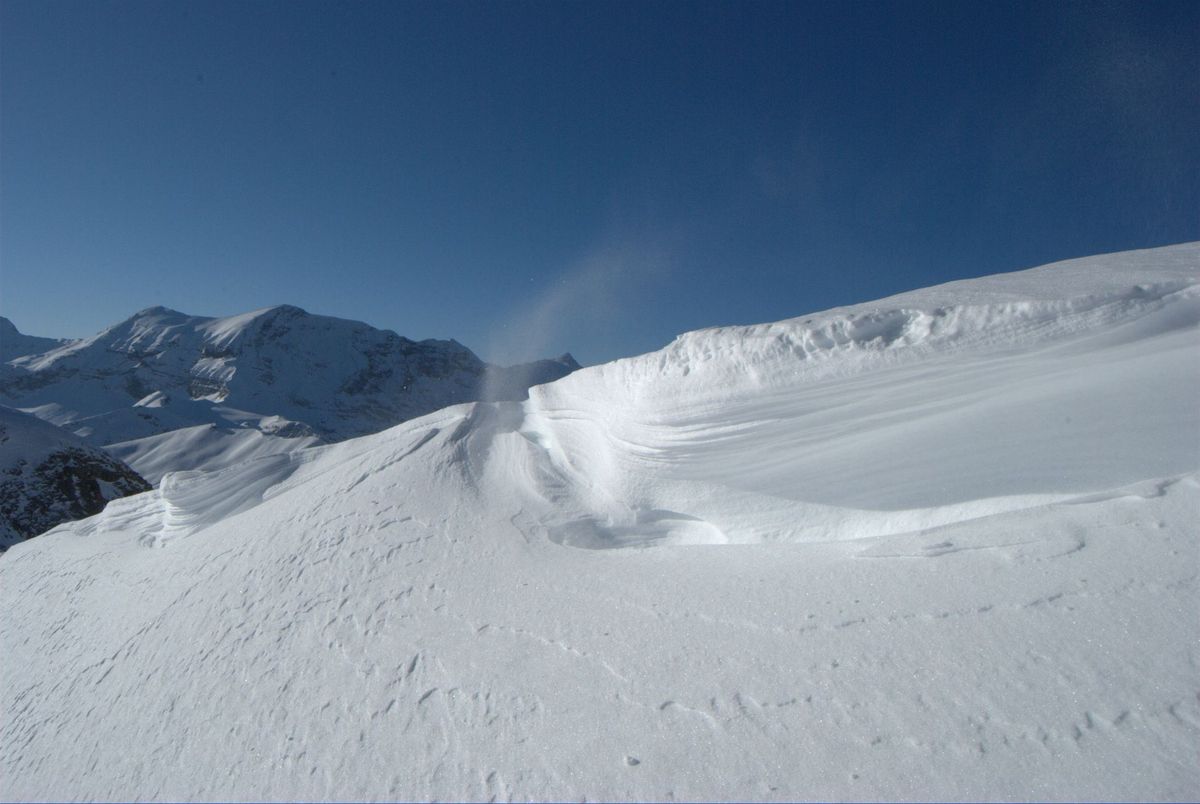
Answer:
2;243;1198;801
103;423;323;486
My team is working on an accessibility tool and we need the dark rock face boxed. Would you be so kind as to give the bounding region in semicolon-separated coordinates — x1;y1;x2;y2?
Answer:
1;449;151;548
0;409;152;551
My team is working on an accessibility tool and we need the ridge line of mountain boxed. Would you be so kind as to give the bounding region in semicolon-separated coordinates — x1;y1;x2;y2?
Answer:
1;303;581;486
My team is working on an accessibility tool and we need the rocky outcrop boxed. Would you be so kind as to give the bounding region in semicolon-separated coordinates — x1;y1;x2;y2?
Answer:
0;408;151;550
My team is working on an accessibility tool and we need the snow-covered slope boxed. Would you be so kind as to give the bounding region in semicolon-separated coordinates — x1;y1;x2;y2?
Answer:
0;317;65;363
101;424;321;487
0;305;578;480
0;407;150;550
1;243;1197;800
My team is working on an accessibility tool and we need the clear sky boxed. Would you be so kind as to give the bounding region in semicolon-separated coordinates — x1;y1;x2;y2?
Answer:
1;1;1197;365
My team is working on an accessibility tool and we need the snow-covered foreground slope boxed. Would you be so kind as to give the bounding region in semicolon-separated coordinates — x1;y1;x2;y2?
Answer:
2;244;1198;801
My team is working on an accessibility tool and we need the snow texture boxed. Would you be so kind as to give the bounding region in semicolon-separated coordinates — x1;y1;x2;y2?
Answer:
1;243;1197;801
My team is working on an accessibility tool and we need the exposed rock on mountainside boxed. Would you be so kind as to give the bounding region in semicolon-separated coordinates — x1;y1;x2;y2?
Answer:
0;407;150;549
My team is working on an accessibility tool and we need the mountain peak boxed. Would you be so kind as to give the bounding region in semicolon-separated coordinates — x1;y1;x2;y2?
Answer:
265;304;308;316
131;305;192;320
1;301;579;454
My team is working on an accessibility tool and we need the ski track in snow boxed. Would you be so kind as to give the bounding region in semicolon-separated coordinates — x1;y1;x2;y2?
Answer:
1;243;1199;801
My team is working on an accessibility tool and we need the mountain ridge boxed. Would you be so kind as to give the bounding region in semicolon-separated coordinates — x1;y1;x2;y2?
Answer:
1;304;580;481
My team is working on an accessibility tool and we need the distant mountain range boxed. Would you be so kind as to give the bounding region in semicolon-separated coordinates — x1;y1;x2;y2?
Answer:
1;305;578;483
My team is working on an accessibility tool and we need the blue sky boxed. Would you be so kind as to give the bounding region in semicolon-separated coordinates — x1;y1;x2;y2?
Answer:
2;1;1197;365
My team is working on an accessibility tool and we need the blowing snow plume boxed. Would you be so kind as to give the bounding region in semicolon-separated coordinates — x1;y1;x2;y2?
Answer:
481;233;676;400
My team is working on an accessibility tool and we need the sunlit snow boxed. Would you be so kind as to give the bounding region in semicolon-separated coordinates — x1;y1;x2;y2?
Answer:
1;244;1197;800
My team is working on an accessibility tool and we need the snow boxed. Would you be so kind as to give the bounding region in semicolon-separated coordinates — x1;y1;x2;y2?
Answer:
0;318;65;363
2;304;485;444
1;305;577;482
1;243;1198;800
0;406;86;470
104;424;322;486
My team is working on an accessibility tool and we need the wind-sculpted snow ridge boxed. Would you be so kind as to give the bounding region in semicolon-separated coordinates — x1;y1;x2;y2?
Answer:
1;243;1198;801
518;244;1198;546
569;250;1199;401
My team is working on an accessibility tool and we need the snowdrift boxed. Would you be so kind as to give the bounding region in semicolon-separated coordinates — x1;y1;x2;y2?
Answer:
1;243;1197;801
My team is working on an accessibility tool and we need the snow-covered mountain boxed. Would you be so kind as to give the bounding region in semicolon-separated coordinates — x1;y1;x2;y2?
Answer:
0;406;150;550
1;306;578;482
1;243;1197;800
0;317;64;363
